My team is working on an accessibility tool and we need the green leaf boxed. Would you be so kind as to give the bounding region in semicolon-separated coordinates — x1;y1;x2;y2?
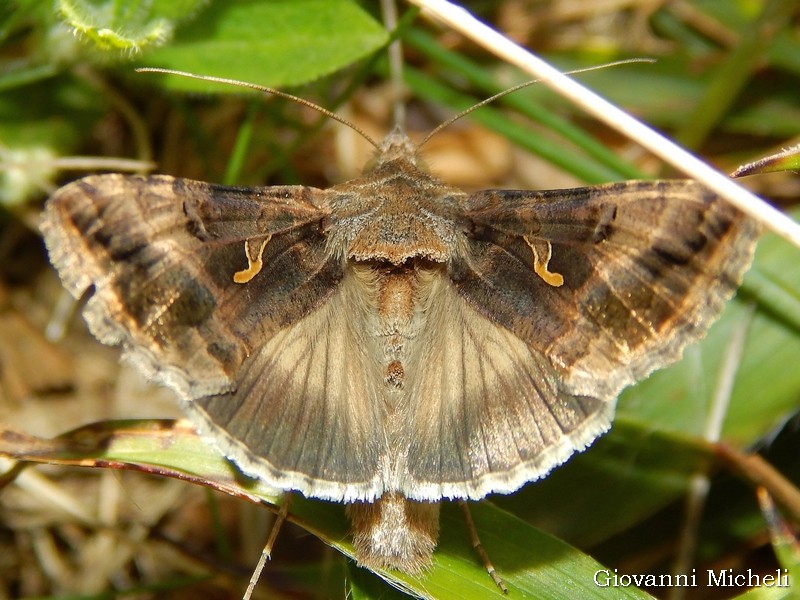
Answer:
348;561;413;600
494;424;714;547
732;587;795;600
0;420;283;499
138;0;388;91
57;0;206;51
0;421;652;599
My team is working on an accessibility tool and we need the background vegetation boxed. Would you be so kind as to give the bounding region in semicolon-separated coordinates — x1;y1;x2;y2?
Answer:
1;1;799;598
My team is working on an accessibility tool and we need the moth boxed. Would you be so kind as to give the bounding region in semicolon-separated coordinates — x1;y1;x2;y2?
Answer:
41;112;759;577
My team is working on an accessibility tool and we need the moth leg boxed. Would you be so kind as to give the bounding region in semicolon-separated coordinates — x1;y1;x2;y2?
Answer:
233;235;272;284
459;501;508;593
523;236;564;288
244;493;292;600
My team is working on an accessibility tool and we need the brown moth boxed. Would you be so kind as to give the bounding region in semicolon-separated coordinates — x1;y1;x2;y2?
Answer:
41;123;759;575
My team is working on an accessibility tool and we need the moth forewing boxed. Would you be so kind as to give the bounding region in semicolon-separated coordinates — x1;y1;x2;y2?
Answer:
458;180;760;400
41;126;759;580
41;174;340;401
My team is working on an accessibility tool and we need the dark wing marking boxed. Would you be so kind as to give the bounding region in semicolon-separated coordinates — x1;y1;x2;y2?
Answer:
456;180;759;399
42;174;341;400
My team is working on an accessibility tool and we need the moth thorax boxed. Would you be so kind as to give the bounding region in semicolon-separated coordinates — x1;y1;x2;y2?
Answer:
347;493;440;574
346;215;452;263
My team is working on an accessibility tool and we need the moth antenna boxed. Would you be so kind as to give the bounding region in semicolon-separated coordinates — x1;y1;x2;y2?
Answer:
136;68;381;150
381;0;406;129
419;58;655;148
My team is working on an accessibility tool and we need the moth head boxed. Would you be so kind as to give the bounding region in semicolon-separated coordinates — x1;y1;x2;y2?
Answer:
324;127;467;266
364;126;428;174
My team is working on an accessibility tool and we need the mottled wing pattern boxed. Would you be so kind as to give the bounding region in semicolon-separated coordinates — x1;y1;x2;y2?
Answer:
399;181;758;499
456;180;759;399
41;174;341;400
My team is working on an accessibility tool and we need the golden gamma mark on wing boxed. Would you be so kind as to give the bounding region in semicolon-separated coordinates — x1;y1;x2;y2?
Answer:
524;237;565;287
233;236;272;284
